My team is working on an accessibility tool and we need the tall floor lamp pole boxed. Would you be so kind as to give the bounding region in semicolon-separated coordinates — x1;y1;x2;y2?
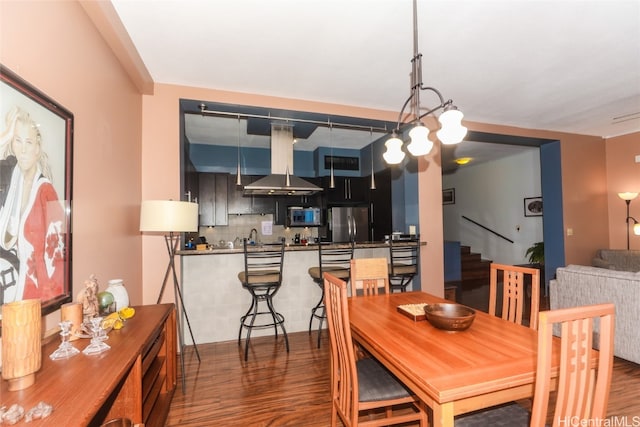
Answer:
618;192;639;250
140;200;201;392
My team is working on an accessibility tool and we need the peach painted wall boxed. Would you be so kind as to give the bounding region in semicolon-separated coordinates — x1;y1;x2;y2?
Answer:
417;142;445;296
560;134;610;264
605;132;640;250
1;1;143;331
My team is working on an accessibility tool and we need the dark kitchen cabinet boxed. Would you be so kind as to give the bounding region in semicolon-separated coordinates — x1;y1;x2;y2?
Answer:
323;176;369;204
227;175;251;215
185;169;199;204
198;173;228;226
251;193;275;215
228;175;275;215
368;168;392;241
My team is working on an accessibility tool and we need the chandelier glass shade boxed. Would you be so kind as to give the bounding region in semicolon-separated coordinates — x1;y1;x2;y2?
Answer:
406;123;433;156
383;0;467;165
437;107;467;145
382;134;406;165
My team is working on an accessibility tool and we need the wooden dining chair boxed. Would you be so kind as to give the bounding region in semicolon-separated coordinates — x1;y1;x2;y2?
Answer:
489;263;540;329
456;302;616;427
530;302;615;426
323;272;428;427
350;258;390;297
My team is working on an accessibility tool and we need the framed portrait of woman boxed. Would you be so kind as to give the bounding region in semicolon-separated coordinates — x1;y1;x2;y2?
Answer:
0;65;73;328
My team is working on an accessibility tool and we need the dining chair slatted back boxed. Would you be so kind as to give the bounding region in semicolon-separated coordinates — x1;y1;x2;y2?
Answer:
388;239;420;292
530;303;615;427
350;258;390;296
489;263;540;330
307;242;354;348
456;303;615;427
323;272;428;427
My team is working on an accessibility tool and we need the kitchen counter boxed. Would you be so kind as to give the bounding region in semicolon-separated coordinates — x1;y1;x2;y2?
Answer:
176;240;418;255
178;240;424;344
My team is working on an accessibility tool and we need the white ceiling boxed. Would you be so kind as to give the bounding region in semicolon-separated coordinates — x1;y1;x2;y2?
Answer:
110;0;640;166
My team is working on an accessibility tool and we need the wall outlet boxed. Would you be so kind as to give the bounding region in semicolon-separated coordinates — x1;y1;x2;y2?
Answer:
567;228;574;236
409;225;416;235
635;154;640;163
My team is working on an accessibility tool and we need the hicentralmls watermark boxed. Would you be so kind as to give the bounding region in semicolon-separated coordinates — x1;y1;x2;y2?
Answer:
557;416;640;427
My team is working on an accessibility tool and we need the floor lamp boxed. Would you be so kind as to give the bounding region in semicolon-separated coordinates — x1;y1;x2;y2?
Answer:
618;192;640;250
140;200;201;391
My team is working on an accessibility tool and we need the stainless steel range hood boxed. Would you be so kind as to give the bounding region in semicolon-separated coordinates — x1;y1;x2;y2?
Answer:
243;124;322;196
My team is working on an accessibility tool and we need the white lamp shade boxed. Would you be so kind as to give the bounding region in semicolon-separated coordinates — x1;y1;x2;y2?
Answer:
140;200;199;232
437;108;467;145
383;136;406;165
618;192;639;201
407;124;433;156
634;223;640;236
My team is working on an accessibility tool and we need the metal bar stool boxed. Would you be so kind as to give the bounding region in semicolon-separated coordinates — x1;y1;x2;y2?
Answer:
237;237;289;361
388;237;420;292
307;242;354;348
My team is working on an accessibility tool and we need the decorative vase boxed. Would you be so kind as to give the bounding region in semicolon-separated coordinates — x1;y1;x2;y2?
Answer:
105;279;129;311
60;301;84;341
1;299;42;391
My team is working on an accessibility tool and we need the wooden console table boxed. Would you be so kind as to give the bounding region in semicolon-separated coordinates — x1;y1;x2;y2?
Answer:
0;303;177;426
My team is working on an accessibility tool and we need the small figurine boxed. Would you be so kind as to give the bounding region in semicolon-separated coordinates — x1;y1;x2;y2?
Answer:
76;274;99;322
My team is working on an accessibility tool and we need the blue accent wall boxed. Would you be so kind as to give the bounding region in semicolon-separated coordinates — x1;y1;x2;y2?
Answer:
190;143;319;177
540;141;565;288
388;158;419;234
316;146;364;177
444;241;462;281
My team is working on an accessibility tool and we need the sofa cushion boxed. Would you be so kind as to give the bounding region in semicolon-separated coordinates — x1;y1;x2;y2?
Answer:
558;264;639;281
591;256;613;269
592;249;640;272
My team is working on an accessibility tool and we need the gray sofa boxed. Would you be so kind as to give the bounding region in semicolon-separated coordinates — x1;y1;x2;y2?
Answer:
592;249;640;271
550;264;640;365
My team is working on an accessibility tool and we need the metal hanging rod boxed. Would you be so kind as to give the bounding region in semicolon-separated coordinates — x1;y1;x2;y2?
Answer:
190;104;389;134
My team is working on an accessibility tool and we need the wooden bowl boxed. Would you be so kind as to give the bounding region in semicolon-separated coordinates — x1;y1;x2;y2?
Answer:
424;303;476;331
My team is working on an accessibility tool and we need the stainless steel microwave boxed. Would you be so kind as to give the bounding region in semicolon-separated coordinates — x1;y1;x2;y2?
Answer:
287;206;322;227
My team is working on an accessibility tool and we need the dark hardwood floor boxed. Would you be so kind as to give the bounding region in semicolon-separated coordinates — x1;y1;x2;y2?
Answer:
167;287;640;426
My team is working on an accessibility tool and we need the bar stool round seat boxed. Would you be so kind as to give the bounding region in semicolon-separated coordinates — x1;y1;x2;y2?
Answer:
237;238;289;361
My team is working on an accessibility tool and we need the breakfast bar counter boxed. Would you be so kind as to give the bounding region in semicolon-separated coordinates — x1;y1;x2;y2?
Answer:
178;241;422;345
176;240;396;255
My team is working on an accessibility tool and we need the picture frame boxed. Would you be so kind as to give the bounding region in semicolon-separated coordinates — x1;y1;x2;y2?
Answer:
442;188;455;205
524;196;543;217
0;65;73;329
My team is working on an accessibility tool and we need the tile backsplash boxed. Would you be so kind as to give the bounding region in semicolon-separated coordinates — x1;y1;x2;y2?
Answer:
195;214;318;248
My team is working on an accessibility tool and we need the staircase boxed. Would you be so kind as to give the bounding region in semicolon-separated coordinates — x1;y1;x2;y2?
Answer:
460;245;492;289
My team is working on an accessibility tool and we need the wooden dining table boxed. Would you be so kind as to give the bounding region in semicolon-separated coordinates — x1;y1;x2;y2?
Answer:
348;291;558;427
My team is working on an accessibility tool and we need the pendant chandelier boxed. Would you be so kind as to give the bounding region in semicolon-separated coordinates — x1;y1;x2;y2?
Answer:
383;0;467;165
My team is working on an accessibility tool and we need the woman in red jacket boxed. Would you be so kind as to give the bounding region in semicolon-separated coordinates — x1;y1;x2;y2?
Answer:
0;106;64;302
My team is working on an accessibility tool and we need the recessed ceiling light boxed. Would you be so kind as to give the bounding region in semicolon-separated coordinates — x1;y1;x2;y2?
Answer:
455;157;472;165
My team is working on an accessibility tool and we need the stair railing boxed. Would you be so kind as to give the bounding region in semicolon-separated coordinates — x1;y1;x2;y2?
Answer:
461;215;514;244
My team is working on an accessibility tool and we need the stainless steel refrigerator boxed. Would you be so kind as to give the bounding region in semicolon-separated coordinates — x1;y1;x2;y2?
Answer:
329;206;369;242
